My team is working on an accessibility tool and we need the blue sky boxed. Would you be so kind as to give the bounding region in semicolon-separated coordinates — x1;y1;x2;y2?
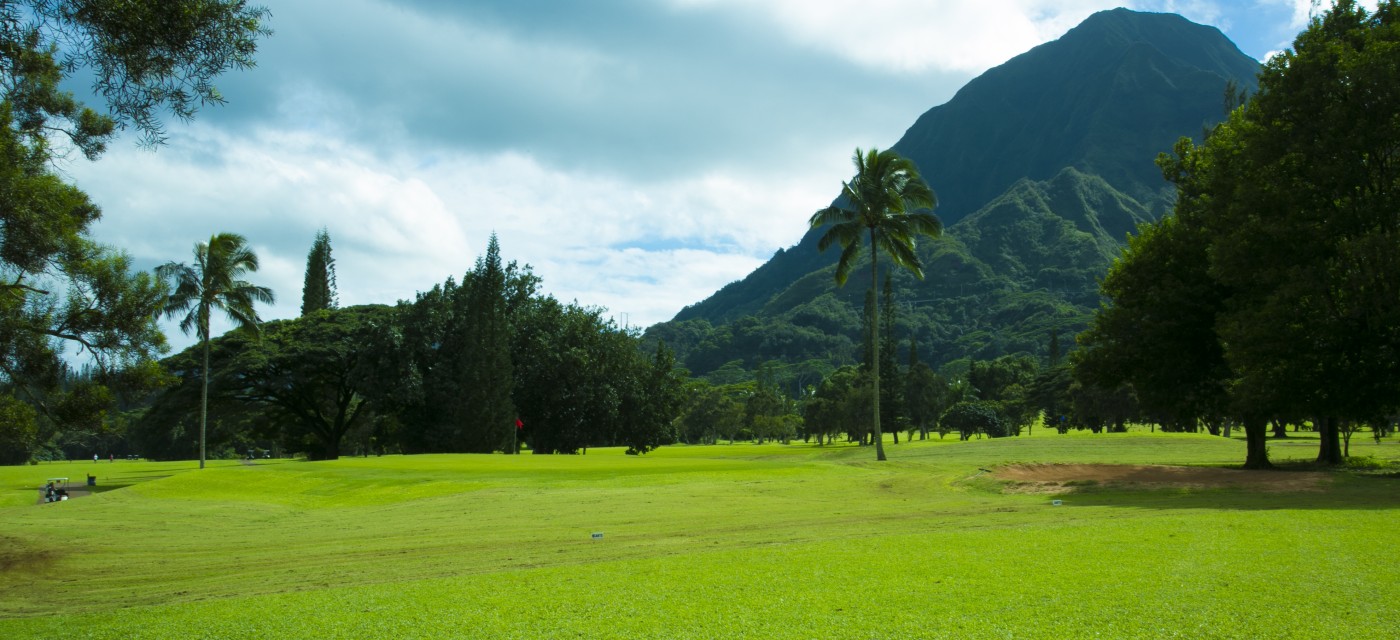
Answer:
63;0;1350;352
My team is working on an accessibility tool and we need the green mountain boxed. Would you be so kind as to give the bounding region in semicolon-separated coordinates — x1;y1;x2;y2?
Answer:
647;9;1261;380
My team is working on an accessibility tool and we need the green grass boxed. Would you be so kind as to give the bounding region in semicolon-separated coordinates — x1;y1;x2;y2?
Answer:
1;433;1397;639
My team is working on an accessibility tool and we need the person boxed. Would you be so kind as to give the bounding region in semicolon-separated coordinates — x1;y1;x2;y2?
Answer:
109;454;114;462
93;454;98;463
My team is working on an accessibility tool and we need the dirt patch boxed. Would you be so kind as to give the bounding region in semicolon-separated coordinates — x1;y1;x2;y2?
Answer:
0;537;60;574
994;463;1329;493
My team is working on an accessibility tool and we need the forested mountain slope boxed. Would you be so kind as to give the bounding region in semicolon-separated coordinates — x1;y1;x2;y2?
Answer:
648;9;1261;381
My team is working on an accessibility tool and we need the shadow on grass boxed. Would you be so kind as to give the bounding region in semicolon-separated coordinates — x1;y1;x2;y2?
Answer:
1050;473;1400;512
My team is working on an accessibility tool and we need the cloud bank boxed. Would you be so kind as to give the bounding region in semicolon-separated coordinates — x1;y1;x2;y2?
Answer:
66;0;1309;351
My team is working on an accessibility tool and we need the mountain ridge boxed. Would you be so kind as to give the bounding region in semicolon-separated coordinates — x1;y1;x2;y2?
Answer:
652;9;1262;380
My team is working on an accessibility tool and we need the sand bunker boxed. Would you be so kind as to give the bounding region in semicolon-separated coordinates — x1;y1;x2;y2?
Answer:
994;463;1329;493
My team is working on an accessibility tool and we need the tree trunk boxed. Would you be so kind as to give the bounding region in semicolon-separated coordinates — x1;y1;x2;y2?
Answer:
199;331;209;470
1316;416;1343;465
1272;419;1288;438
1242;417;1272;470
869;228;886;461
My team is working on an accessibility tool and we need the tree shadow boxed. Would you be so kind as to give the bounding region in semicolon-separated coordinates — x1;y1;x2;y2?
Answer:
1044;473;1400;511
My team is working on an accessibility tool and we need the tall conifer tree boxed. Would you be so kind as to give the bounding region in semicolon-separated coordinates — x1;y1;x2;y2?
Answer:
454;234;515;453
301;228;338;316
879;276;901;442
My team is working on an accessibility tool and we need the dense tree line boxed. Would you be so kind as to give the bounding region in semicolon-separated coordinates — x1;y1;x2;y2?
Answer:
1074;0;1400;467
129;235;687;460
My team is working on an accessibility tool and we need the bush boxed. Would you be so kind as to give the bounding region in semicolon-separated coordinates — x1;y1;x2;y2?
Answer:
941;401;1007;440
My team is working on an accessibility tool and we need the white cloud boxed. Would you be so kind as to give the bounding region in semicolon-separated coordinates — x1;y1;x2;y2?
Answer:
71;119;848;351
669;0;1126;74
54;0;1319;357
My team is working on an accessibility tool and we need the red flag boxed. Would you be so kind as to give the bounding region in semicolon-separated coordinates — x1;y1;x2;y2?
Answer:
515;418;523;430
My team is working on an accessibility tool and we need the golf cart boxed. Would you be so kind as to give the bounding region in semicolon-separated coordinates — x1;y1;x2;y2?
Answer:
41;478;70;503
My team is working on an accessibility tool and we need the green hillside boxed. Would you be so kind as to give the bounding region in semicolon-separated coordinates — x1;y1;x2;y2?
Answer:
652;169;1153;378
652;9;1261;381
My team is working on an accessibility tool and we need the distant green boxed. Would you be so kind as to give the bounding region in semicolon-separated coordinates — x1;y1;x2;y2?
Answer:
2;433;1396;639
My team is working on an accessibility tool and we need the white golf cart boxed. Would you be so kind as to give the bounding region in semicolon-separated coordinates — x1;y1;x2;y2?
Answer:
41;477;70;503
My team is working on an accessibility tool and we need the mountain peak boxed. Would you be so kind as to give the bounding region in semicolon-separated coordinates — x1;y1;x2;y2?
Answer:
660;10;1262;375
890;8;1259;224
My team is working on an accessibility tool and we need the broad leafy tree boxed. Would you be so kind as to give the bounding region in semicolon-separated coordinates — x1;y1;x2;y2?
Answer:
942;401;1004;440
157;233;274;468
616;341;686;454
678;381;743;445
1116;0;1400;465
1;0;267;461
231;306;394;460
1205;0;1400;464
810;147;941;460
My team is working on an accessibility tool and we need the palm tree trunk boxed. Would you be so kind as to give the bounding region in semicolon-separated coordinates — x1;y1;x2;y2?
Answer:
200;332;209;470
870;228;886;462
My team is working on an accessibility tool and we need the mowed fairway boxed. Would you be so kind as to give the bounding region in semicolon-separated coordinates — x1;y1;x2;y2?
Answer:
2;433;1397;639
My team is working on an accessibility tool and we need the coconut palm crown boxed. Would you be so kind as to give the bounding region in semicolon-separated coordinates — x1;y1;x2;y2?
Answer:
809;147;941;460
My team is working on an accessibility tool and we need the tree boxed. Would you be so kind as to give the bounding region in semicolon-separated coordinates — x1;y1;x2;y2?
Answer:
301;228;338;316
903;341;939;441
878;276;904;442
157;233;274;468
1074;212;1233;437
745;361;789;444
512;297;610;454
0;393;38;464
232;306;392;460
132;333;263;461
1027;364;1072;434
396;241;538;453
810;147;941;461
803;365;873;445
453;234;516;453
1;1;268;460
679;382;742;445
1149;0;1400;465
618;341;687;454
942;401;1003;440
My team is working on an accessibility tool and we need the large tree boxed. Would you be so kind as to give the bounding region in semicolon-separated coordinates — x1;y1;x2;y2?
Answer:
1073;195;1240;443
157;233;274;468
234;305;391;460
1209;0;1400;465
451;234;516;453
399;235;535;453
809;147;941;460
1158;0;1400;465
0;0;268;460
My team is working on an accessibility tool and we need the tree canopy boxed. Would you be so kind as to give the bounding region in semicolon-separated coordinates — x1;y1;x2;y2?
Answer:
0;1;269;462
1076;0;1400;466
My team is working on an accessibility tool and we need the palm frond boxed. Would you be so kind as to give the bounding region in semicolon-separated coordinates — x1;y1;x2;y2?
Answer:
833;238;863;286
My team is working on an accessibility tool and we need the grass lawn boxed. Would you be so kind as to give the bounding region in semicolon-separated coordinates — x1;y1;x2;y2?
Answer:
1;432;1397;639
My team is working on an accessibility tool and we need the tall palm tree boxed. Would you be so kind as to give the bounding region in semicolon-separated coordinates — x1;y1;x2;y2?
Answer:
809;148;941;461
157;233;274;469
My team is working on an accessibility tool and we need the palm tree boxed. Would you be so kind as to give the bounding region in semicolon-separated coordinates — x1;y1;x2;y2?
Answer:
157;233;274;469
809;148;941;461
